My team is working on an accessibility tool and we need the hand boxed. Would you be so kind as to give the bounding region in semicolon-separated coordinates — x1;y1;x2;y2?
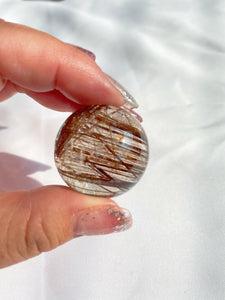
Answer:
0;20;132;268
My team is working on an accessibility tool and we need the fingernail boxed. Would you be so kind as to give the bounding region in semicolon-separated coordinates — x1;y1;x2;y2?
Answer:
73;206;132;236
69;44;96;61
106;75;139;109
0;77;7;92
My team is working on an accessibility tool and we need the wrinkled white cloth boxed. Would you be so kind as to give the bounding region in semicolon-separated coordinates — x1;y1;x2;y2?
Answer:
0;1;225;299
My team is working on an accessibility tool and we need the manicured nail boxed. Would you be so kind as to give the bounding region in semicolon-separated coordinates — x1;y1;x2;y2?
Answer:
69;44;96;61
0;77;6;92
73;206;132;236
106;75;139;109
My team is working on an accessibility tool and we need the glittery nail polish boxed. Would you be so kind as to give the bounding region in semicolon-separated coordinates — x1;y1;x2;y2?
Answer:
106;75;138;110
73;206;132;236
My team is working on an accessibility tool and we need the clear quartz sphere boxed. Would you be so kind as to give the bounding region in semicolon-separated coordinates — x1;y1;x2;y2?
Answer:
54;105;149;197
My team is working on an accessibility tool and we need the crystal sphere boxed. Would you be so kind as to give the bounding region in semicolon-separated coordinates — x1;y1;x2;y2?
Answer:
54;105;149;197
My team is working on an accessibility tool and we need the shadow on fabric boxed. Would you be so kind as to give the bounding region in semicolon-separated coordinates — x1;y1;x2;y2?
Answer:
0;126;7;131
0;152;51;192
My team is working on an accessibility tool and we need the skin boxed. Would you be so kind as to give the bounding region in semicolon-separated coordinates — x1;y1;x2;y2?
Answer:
0;20;131;268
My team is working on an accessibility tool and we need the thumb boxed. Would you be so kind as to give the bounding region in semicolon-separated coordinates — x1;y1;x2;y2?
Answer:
0;186;132;268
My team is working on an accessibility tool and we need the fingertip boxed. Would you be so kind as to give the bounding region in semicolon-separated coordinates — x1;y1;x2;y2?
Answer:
73;205;133;236
0;21;125;108
56;45;125;107
0;186;131;267
30;185;132;238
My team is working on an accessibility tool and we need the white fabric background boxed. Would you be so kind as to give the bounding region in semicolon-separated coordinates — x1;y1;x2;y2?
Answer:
0;0;225;299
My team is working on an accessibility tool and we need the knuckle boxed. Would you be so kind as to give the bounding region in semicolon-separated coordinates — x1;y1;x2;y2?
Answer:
0;190;65;267
24;212;60;255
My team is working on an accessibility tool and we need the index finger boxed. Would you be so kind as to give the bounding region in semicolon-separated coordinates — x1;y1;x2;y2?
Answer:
0;20;124;107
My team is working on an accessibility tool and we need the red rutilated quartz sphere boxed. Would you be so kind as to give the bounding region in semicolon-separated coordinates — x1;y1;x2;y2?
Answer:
54;105;149;197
